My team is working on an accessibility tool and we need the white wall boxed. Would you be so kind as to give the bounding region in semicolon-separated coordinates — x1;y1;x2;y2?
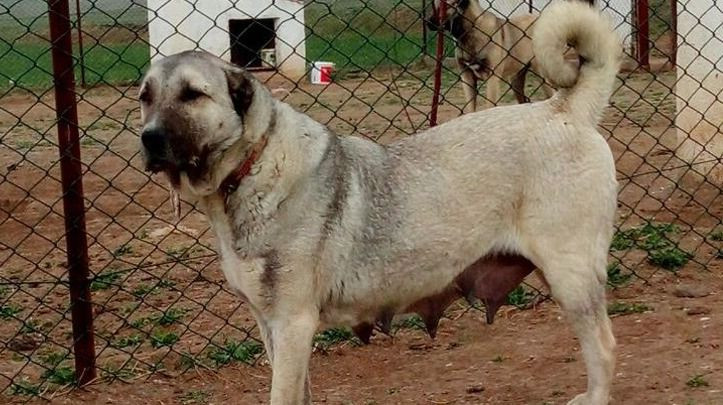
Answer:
676;2;722;182
481;0;633;50
147;0;307;79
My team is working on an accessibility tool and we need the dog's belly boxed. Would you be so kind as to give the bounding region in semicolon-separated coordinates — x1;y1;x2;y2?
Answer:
320;253;535;342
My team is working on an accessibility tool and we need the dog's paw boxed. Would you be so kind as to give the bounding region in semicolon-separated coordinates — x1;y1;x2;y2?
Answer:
567;392;608;405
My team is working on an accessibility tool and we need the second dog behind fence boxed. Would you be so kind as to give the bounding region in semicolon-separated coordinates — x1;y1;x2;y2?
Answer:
427;0;598;113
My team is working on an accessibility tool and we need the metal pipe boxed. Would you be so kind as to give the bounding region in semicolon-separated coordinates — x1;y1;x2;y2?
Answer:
670;0;677;67
422;0;427;57
47;0;96;385
635;0;650;68
430;0;446;127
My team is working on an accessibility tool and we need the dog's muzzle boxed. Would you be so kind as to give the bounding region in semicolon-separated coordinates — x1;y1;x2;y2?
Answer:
141;128;174;173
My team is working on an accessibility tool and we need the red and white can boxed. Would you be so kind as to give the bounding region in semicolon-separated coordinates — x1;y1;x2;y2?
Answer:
310;61;335;85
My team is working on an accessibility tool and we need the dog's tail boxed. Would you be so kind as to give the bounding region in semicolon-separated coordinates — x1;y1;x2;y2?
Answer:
533;1;621;124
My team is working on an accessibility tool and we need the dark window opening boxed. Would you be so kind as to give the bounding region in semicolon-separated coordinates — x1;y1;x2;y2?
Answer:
229;18;276;69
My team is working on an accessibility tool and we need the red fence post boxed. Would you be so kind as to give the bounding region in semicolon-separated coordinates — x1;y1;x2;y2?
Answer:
670;0;677;67
430;0;446;127
635;0;650;68
74;0;87;87
47;0;96;385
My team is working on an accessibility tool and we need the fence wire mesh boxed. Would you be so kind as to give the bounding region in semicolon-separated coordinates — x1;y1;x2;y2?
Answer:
0;0;720;401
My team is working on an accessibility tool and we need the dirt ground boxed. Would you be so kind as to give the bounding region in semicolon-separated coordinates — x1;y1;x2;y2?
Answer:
52;270;723;405
1;61;721;404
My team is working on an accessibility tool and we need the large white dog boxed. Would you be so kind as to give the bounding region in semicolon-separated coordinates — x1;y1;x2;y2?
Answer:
138;2;621;403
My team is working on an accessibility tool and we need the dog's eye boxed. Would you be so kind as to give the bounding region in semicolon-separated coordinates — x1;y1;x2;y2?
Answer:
181;88;206;102
139;88;152;104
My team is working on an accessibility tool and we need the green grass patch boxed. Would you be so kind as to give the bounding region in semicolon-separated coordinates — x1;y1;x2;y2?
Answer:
686;374;709;388
305;0;437;75
506;285;536;308
180;389;211;405
112;244;133;258
607;301;651;316
207;340;263;366
38;351;76;385
178;351;207;370
39;351;68;367
81;136;101;146
393;314;425;331
13;139;52;151
314;327;356;347
9;380;41;396
131;283;157;298
101;364;138;380
42;365;76;386
709;230;723;242
129;315;151;329
131;279;176;299
0;302;22;319
91;270;125;291
20;318;47;334
111;334;143;349
0;41;149;91
306;30;434;76
150;330;179;348
151;308;186;326
611;223;675;251
611;223;691;271
606;262;632;288
648;247;691;271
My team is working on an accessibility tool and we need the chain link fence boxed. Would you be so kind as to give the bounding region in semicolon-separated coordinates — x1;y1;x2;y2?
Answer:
0;0;720;401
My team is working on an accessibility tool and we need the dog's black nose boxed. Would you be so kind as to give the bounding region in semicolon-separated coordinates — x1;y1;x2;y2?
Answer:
141;128;167;155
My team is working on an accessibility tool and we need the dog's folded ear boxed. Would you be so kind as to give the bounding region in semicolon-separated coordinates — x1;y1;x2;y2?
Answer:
225;66;255;117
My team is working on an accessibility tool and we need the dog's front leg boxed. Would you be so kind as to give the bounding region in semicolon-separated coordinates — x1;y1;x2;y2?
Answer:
484;74;501;109
460;68;477;114
250;306;275;364
267;311;318;405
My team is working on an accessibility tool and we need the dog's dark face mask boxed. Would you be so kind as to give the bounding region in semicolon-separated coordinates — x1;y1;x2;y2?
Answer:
138;51;254;191
426;0;469;37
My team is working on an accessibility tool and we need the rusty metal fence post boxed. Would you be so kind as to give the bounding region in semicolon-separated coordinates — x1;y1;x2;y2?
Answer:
429;0;446;127
47;0;96;385
635;0;650;68
74;0;87;87
669;0;677;67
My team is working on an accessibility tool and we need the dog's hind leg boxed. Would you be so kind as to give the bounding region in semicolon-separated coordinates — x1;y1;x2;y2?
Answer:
267;311;318;405
534;250;615;405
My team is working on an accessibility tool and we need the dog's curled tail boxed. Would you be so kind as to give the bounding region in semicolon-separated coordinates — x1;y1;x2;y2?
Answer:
533;1;621;124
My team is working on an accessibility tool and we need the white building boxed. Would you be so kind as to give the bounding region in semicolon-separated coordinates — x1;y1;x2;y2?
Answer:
147;0;307;79
483;0;633;51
